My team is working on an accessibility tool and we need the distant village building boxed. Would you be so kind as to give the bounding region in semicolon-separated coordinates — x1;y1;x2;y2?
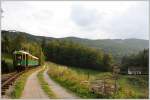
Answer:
127;66;146;75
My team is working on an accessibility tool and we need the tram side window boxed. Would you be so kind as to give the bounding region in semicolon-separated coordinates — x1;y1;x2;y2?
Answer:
16;54;22;60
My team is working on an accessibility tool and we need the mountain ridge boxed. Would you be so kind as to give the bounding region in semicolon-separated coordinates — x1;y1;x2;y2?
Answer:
2;30;149;62
2;29;148;41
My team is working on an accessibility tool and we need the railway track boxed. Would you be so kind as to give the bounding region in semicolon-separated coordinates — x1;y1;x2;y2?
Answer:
1;67;39;96
1;71;25;95
1;67;34;96
2;72;17;83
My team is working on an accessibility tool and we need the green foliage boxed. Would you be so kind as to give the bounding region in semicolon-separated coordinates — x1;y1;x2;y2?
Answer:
47;62;100;98
45;40;113;71
115;75;149;98
121;49;149;73
37;68;57;98
1;53;14;73
1;30;45;73
2;30;45;60
47;62;148;99
13;34;27;51
2;33;11;53
102;53;113;71
2;30;148;63
62;37;148;63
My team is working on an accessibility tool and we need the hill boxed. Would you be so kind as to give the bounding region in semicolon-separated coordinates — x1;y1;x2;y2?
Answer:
61;37;149;62
2;30;149;62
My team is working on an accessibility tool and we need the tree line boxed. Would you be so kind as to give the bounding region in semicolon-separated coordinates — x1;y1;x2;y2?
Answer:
2;30;45;73
121;49;149;74
43;40;113;71
2;30;148;73
2;30;114;72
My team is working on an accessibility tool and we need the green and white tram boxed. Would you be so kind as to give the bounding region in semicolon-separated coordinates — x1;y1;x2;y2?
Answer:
13;50;39;72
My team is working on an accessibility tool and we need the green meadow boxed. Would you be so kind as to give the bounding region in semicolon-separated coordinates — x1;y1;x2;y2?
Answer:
47;62;148;99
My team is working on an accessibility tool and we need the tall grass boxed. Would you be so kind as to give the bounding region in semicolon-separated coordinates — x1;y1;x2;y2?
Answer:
116;75;149;98
47;62;105;98
47;62;148;99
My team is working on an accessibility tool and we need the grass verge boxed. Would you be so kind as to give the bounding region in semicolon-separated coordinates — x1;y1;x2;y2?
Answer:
47;62;101;98
37;67;57;99
46;61;148;99
11;67;40;98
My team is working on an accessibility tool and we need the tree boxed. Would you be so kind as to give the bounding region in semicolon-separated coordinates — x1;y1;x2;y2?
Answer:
45;40;114;71
13;34;27;51
121;49;149;74
2;34;11;53
41;37;46;52
102;53;113;71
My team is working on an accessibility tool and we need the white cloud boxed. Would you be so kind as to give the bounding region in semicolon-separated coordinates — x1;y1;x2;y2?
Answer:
1;1;149;39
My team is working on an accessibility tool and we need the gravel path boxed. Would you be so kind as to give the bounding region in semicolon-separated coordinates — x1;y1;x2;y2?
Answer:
21;69;48;99
44;67;80;99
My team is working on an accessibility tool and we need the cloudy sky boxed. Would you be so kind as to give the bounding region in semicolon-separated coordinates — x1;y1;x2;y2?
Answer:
1;1;149;40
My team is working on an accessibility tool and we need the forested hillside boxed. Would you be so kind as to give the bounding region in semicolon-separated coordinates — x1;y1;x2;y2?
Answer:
44;40;113;71
1;30;45;73
2;30;149;63
121;49;149;74
61;37;148;62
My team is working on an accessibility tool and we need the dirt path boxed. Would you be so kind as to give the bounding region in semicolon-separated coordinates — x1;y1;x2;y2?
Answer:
43;67;80;99
21;69;48;99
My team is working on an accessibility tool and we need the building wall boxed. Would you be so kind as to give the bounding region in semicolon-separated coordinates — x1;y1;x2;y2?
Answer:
128;70;142;75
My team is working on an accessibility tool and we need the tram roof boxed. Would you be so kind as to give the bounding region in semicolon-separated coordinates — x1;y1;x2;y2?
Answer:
13;50;39;59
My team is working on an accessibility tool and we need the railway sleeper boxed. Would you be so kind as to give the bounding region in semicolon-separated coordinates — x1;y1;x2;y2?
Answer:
8;82;13;85
2;84;11;89
2;83;14;95
2;91;6;95
2;73;22;96
3;84;10;87
5;82;13;86
2;86;9;90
